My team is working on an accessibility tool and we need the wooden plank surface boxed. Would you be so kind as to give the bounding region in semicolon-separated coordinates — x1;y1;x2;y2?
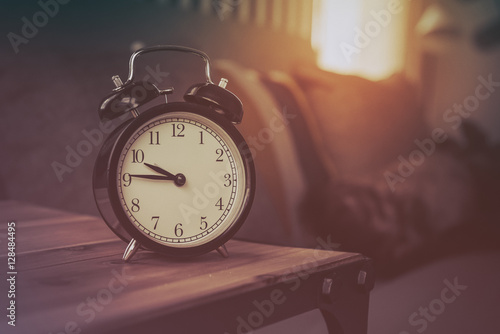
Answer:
0;201;364;333
0;201;118;256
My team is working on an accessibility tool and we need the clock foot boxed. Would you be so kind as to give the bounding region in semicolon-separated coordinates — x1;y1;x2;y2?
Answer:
123;238;140;262
216;244;229;258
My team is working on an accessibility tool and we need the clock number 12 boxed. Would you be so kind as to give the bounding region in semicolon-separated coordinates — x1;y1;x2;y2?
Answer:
172;124;185;137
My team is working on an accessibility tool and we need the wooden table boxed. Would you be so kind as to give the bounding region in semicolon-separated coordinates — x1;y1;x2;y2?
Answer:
0;200;373;334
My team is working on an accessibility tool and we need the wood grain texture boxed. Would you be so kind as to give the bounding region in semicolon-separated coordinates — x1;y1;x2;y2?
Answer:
0;201;366;333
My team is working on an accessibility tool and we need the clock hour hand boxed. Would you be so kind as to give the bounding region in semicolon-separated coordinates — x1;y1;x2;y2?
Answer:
144;162;176;178
142;162;186;186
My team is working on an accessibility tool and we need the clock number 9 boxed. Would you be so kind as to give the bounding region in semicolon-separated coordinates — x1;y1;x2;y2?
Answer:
174;223;183;237
131;198;140;212
122;173;132;187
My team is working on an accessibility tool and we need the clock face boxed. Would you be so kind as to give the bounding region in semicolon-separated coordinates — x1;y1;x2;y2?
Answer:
114;110;249;249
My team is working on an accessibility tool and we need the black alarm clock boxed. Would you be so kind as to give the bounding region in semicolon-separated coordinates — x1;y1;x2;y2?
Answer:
93;45;255;261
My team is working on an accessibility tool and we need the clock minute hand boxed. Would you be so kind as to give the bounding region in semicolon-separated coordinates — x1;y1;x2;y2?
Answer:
144;162;176;178
130;174;175;181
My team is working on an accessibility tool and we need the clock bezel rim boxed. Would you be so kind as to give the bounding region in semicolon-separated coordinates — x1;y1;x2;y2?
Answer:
106;102;255;257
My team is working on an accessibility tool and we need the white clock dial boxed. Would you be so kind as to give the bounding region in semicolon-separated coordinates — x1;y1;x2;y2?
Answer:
116;111;247;248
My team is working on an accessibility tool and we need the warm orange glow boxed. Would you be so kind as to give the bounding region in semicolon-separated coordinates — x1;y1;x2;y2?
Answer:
312;0;409;80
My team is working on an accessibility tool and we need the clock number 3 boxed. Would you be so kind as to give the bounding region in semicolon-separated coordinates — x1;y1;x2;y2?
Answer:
223;173;231;187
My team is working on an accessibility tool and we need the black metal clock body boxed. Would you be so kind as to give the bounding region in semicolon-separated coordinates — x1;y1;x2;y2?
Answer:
92;46;255;261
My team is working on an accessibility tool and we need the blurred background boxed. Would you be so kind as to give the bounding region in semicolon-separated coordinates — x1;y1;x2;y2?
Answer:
1;0;500;333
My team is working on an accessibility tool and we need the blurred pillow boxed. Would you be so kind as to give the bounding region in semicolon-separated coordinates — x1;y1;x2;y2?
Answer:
292;64;426;178
214;60;309;246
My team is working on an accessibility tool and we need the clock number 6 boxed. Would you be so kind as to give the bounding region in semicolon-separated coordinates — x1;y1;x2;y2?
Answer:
174;223;183;237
